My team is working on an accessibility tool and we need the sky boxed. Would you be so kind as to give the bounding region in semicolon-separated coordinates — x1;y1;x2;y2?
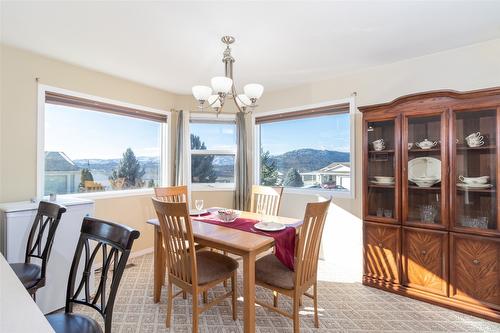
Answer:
45;104;162;160
260;113;350;155
45;104;350;160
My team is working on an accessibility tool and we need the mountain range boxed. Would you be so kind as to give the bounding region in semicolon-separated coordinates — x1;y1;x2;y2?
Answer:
73;148;349;175
269;148;349;174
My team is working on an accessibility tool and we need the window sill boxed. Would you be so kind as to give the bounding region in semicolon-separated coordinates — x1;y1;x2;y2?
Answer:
191;185;236;192
283;187;354;199
53;188;155;201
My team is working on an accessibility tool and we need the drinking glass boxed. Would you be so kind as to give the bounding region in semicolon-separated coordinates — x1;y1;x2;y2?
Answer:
256;201;265;222
195;199;204;217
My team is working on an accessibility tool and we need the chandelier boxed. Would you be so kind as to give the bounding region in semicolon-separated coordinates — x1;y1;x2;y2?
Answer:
192;36;264;114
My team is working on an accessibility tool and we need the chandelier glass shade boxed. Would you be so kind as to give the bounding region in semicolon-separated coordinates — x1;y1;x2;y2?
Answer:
191;36;264;114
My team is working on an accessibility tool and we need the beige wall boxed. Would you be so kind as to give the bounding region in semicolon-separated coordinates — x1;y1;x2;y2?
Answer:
0;44;178;253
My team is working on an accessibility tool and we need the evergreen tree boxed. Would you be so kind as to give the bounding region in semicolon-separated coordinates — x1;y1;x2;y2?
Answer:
148;179;155;188
79;167;94;189
260;149;278;186
191;134;217;183
109;148;145;188
283;168;304;187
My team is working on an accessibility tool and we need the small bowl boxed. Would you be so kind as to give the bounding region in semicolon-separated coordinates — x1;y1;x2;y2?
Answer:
217;209;239;222
374;176;395;182
412;179;440;188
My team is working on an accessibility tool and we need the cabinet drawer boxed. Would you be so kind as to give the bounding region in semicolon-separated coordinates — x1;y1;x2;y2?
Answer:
402;227;448;296
363;222;401;284
450;233;500;309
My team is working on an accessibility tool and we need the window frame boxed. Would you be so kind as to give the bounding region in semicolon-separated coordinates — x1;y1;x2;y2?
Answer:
188;112;237;191
252;96;357;198
37;84;171;199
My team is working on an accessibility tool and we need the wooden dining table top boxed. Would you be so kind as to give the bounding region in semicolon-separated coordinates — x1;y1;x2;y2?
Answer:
146;209;302;253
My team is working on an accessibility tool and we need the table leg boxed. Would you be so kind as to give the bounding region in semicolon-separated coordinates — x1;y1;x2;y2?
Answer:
153;226;163;303
242;252;256;333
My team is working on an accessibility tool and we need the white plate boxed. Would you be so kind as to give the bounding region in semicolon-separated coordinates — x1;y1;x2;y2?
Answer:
408;157;441;181
254;221;286;232
457;183;493;189
190;209;208;216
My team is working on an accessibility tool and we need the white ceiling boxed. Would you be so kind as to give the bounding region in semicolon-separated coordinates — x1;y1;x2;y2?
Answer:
2;1;500;94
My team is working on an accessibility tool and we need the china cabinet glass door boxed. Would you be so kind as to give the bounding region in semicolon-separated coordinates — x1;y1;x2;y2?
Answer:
366;118;399;223
403;114;447;227
451;108;498;234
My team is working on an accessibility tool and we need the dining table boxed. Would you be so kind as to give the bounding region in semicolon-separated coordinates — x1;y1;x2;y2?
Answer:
0;253;55;333
146;208;302;333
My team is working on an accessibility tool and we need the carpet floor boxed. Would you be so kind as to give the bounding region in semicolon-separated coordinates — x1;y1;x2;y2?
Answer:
74;253;500;332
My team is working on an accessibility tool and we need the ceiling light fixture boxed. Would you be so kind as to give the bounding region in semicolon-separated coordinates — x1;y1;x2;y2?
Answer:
192;36;264;114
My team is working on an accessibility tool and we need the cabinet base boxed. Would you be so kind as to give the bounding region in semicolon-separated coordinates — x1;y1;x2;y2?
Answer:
363;276;500;323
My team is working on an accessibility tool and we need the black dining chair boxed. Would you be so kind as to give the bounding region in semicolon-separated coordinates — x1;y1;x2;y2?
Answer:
9;201;67;298
45;217;140;333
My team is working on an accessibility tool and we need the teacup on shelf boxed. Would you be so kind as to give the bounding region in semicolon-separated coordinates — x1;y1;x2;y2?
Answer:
465;132;484;147
372;139;385;151
459;175;490;185
415;139;438;150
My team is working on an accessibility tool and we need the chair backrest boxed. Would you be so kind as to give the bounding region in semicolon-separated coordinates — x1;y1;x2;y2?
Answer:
249;185;284;216
151;198;197;287
65;217;140;333
25;201;67;279
154;185;189;203
295;199;331;288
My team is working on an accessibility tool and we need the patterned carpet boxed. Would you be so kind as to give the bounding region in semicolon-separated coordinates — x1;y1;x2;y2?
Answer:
75;253;500;333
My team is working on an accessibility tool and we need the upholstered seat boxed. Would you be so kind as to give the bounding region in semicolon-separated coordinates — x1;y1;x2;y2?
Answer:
9;263;42;289
46;313;103;333
255;254;294;290
197;251;239;285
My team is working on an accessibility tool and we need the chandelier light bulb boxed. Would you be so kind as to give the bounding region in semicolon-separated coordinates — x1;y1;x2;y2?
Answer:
208;95;221;108
192;85;212;101
211;76;233;94
236;94;251;107
243;83;264;100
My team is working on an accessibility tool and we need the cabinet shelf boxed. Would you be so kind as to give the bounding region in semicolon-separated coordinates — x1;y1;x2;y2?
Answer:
456;187;496;193
457;145;496;151
368;184;395;189
369;150;395;154
408;185;440;191
408;148;441;153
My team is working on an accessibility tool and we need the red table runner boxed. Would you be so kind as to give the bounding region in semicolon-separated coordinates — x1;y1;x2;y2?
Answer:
193;211;297;271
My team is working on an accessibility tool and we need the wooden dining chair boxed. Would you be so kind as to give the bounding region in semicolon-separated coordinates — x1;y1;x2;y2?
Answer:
46;217;140;333
151;198;238;332
249;185;284;216
9;201;67;298
254;198;332;333
154;185;189;203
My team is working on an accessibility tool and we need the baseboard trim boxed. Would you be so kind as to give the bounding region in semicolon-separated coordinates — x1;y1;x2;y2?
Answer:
130;247;153;259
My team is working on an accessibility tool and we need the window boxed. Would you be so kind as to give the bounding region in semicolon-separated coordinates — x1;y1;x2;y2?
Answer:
254;100;355;196
39;87;168;196
189;116;236;189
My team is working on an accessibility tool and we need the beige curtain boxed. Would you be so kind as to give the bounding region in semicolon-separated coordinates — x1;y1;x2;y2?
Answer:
174;110;185;186
235;112;249;210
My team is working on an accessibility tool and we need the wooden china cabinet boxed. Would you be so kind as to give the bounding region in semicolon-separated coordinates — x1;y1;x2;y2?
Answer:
360;88;500;322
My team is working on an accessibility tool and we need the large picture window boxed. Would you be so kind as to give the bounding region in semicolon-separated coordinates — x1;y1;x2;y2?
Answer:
40;88;168;196
255;101;355;196
190;117;236;189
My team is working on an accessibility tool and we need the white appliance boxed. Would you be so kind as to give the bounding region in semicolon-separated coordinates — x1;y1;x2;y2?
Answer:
0;197;95;314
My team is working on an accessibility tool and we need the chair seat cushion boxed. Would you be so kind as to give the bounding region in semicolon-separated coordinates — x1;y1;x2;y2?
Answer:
9;263;42;290
46;313;103;333
255;254;295;290
197;251;238;285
